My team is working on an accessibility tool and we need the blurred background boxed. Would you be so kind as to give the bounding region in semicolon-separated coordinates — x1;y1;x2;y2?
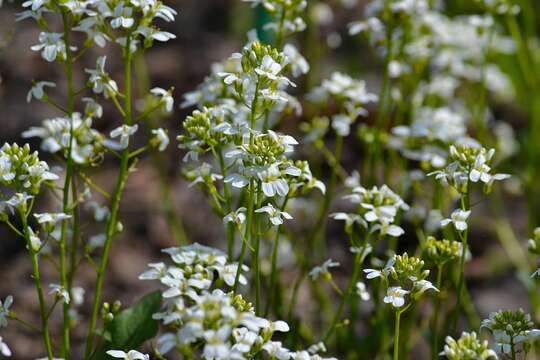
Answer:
1;0;540;358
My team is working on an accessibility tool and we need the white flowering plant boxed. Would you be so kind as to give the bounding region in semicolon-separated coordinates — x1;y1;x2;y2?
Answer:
1;0;540;359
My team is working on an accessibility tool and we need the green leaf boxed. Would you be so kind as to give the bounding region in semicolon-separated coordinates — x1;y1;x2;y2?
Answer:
110;290;162;348
92;290;162;359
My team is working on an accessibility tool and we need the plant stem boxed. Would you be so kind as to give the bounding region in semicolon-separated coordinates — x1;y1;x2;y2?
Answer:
83;36;134;360
324;240;368;342
233;181;255;293
58;8;76;358
431;265;443;360
252;183;264;315
394;310;402;360
453;192;470;332
22;214;54;360
265;194;290;316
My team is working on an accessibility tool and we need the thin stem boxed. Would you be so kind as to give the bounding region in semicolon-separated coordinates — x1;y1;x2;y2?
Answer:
453;191;470;332
431;264;444;360
58;7;76;358
252;183;264;315
265;194;290;316
83;36;134;360
394;310;401;360
324;239;368;342
22;214;54;360
232;181;255;293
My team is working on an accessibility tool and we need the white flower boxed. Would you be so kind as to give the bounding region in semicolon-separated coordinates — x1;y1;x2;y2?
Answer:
110;124;139;150
150;87;174;112
49;283;70;304
0;295;13;328
283;43;309;77
136;26;176;43
139;262;167;280
223;207;247;226
309;259;340;280
31;32;68;62
356;282;370;301
27;81;55;102
0;337;11;357
331;114;352;137
27;226;42;252
110;4;134;28
413;279;439;295
441;209;471;232
151;128;170;152
370;220;405;237
106;350;149;360
72;287;85;306
330;212;367;230
263;341;291;360
255;55;283;81
259;165;289;197
85;56;119;98
5;193;33;212
383;286;409;308
255;203;293;226
34;212;71;232
0;155;15;181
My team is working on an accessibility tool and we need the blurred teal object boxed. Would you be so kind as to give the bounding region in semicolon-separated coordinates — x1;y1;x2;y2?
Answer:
255;4;274;44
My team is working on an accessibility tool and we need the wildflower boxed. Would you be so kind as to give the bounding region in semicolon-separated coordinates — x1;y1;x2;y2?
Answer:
441;332;497;359
49;283;70;304
330;212;367;234
31;32;70;62
150;128;170;152
34;212;71;232
255;204;293;226
26;81;55;102
109;124;139;150
110;4;134;28
263;341;291;359
150;87;174;112
5;193;33;213
27;226;42;252
283;43;309;77
481;309;540;355
106;350;149;360
0;295;13;327
0;337;11;357
309;259;340;280
356;282;370;301
223;207;247;227
383;286;409;308
441;209;471;232
425;236;462;265
85;56;119;98
413;279;439;296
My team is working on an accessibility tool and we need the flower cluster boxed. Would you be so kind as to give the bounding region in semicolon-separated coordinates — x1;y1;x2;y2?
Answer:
307;72;378;137
364;253;437;308
23;111;105;165
481;309;540;355
424;236;462;267
441;331;498;360
142;244;333;359
429;145;510;194
333;184;409;237
0;143;58;196
20;0;177;56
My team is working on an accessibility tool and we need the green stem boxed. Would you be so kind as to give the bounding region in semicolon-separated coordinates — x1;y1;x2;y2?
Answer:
22;214;54;360
453;192;470;332
83;36;134;360
59;8;76;358
324;240;368;342
252;183;264;315
265;194;290;316
394;310;402;360
232;182;255;293
431;265;443;360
